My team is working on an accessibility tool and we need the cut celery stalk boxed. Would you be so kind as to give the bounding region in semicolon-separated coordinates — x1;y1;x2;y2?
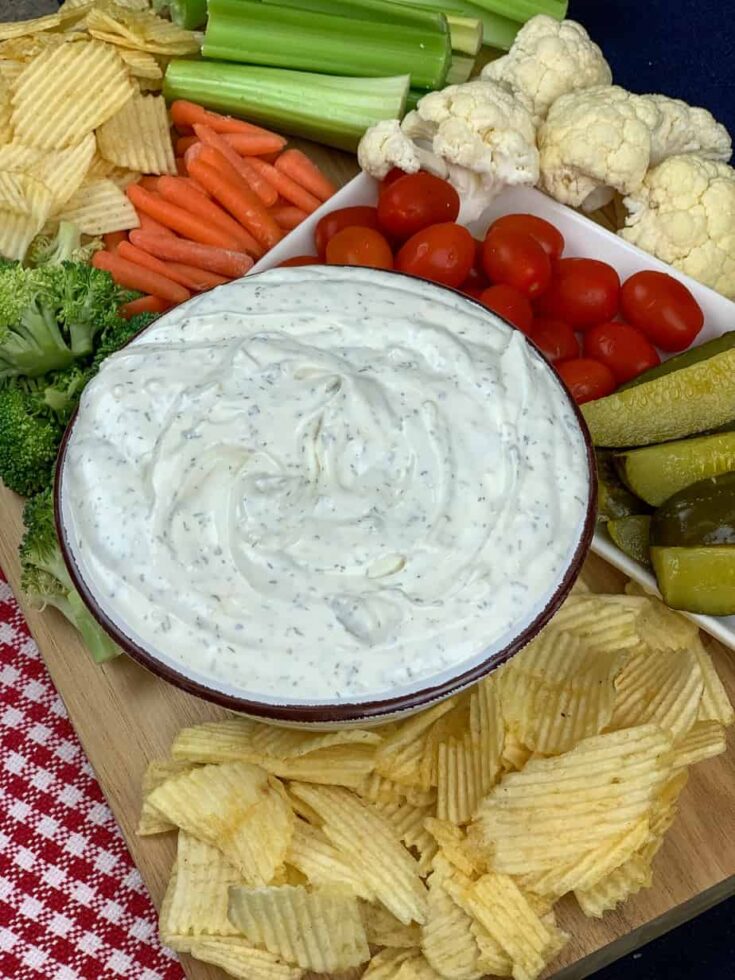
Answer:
470;0;567;20
446;53;476;83
258;0;449;35
164;59;410;152
204;0;451;91
446;15;483;55
170;0;208;29
385;0;520;50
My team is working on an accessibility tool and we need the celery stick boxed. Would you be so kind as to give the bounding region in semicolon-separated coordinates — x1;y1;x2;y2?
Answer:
205;0;451;91
385;0;520;50
446;53;476;83
164;59;409;152
259;0;449;35
446;15;482;55
153;0;208;30
469;0;567;21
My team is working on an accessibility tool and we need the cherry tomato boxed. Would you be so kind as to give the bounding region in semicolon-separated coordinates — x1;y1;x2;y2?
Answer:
278;255;319;267
325;226;393;270
396;222;474;288
620;270;704;352
536;258;620;329
380;167;407;189
463;284;486;300
315;206;379;258
378;173;460;241
582;320;660;383
556;358;617;404
486;213;564;260
461;238;489;292
478;284;533;333
482;229;551;298
528;317;580;363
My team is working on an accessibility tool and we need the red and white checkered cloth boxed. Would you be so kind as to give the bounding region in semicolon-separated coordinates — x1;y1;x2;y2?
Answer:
0;570;185;980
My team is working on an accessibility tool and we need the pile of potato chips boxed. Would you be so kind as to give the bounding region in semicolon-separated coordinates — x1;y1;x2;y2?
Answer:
0;0;196;259
139;581;733;980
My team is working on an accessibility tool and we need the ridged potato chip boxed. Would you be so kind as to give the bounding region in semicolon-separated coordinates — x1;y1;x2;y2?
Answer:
471;725;673;874
286;819;373;900
423;819;477;878
227;884;370;972
0;13;62;42
0;143;43;172
363;949;415;980
137;758;195;836
394;952;444;979
118;46;163;79
0;209;43;260
55;178;138;234
148;762;293;885
419;698;471;789
86;6;199;55
549;594;645;653
31;133;95;208
499;731;533;773
421;854;483;980
375;699;457;789
0;75;13;141
694;639;735;725
97;91;175;174
574;853;652;918
0;172;52;220
290;784;427;926
189;937;303;980
357;773;436;809
501;629;627;756
627;583;700;651
374;800;437;874
11;40;133;149
471;922;513;978
672;720;727;768
364;903;421;950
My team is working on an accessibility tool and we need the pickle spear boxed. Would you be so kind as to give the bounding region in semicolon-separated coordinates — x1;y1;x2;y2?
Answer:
608;515;651;567
616;431;735;505
582;347;735;447
619;332;735;390
596;451;648;521
650;471;735;615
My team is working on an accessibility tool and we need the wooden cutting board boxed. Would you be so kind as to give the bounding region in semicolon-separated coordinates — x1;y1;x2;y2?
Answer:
2;142;735;980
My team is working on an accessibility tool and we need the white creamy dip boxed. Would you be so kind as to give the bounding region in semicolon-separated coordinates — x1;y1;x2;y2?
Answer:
62;267;590;702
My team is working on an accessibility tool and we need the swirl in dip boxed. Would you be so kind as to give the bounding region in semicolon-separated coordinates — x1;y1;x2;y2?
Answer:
61;267;590;704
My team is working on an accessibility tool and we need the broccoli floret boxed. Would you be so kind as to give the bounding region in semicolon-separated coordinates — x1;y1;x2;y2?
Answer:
57;261;124;358
20;490;120;664
26;222;103;269
0;384;62;495
37;362;96;423
92;311;159;369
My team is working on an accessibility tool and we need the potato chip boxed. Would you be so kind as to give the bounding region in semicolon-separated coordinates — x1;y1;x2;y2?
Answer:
137;758;195;836
357;773;436;809
375;699;458;789
0;172;51;220
374;800;437;874
290;784;427;926
0;61;24;93
694;639;735;726
470;923;513;977
423;819;477;878
394;953;444;979
118;46;163;79
549;594;645;653
161;831;244;942
228;884;370;972
609;643;703;740
189;937;303;980
0;13;62;42
501;628;627;756
86;6;200;55
517;817;649;900
0;142;43;172
574;853;652;918
672;720;727;768
421;853;483;980
12;40;133;149
627;584;700;651
0;209;43;260
645;768;689;856
286;819;373;901
446;871;565;980
148;762;293;885
419;698;471;789
55;178;138;234
364;903;421;949
499;731;533;774
97;91;175;174
471;726;673;874
31;134;95;209
363;949;415;980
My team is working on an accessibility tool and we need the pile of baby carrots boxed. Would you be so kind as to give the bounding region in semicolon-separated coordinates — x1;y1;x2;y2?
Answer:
93;100;337;318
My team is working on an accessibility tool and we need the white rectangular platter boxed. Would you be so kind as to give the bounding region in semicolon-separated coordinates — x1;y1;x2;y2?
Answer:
251;171;735;651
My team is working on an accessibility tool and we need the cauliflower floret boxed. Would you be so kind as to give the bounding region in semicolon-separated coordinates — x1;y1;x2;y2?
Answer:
357;118;447;181
620;154;735;298
538;86;660;210
482;15;612;125
643;94;732;165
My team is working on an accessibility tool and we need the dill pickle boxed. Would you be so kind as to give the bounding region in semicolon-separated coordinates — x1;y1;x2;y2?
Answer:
620;332;735;390
607;516;651;567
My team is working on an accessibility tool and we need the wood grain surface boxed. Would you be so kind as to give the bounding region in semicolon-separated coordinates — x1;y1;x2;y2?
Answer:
1;141;734;980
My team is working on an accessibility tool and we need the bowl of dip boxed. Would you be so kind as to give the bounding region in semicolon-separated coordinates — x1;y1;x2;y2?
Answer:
56;266;596;725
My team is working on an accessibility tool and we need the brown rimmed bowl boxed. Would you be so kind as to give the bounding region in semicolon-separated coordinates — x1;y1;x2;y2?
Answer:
55;267;597;728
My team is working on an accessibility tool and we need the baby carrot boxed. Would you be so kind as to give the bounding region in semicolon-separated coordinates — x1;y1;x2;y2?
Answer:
156;175;263;257
169;100;281;140
126;183;243;250
138;211;176;237
103;230;127;253
223;131;286;156
270;204;308;231
117;240;204;291
138;175;160;192
193;125;277;207
165;261;230;291
92;250;191;304
275;149;337;202
120;295;172;319
129;229;254;278
246;157;321;214
176;134;198;155
175;157;187;177
189;151;282;250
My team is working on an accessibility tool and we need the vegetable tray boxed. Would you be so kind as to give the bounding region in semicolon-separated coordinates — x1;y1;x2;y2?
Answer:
1;144;735;980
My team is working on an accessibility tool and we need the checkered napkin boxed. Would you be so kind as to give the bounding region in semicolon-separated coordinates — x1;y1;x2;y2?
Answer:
0;572;184;980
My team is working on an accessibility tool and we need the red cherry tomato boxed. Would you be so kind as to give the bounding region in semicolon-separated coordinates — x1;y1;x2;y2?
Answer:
463;284;486;300
478;284;533;333
314;206;379;258
556;358;617;404
278;254;319;267
528;317;580;363
582;320;660;384
482;229;552;298
536;258;620;329
396;222;474;288
325;226;393;270
461;238;489;292
381;167;407;189
378;172;460;241
620;270;704;352
486;213;564;260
